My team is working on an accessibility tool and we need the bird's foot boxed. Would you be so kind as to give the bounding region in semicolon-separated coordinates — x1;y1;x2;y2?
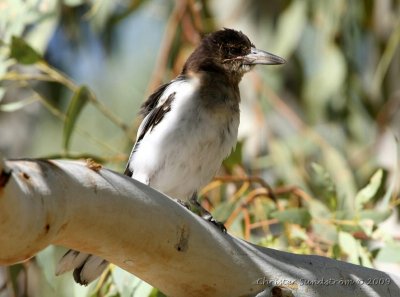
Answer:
187;192;228;233
193;198;227;233
203;214;227;233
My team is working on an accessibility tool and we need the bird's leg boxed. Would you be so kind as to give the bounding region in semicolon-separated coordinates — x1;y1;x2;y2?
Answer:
189;192;227;233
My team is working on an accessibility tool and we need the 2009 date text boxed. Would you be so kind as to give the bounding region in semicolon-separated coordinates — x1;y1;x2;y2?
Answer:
256;277;391;286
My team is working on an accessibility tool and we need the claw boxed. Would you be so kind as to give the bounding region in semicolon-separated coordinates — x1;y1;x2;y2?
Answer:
190;192;227;233
206;216;227;233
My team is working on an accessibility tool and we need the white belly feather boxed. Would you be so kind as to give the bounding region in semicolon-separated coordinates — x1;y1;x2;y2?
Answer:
130;79;239;201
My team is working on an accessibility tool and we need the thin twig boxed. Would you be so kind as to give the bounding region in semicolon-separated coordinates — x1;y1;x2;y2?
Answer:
250;218;279;229
214;175;277;201
242;207;251;240
225;188;273;228
273;185;313;202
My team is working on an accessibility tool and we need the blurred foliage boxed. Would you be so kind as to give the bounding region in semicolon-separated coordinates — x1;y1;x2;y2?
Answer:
1;0;400;296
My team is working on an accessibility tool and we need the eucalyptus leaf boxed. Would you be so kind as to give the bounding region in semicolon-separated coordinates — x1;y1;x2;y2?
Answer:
359;209;391;224
338;231;359;264
355;169;383;212
322;147;357;215
270;208;311;227
313;222;338;244
10;36;42;64
63;86;91;151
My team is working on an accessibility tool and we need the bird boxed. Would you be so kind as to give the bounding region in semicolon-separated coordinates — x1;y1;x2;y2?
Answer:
55;28;285;285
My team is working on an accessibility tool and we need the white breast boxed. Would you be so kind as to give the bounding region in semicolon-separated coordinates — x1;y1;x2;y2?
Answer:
129;78;239;201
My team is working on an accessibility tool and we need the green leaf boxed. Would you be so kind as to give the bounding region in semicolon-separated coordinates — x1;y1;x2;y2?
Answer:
270;208;311;227
312;222;338;244
322;147;357;215
338;231;358;262
63;86;90;151
10;36;42;64
311;162;337;210
359;209;392;224
338;230;373;267
355;169;383;212
311;162;334;190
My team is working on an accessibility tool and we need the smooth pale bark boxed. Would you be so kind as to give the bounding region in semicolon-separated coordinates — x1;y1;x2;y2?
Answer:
0;158;399;297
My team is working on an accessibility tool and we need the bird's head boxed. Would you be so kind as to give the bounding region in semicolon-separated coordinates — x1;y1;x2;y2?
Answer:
183;28;285;82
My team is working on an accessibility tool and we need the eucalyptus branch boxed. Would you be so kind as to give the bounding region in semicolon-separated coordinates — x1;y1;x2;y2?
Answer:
0;158;399;297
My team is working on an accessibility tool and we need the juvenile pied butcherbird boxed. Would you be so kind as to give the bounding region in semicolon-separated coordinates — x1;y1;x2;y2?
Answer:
56;28;285;285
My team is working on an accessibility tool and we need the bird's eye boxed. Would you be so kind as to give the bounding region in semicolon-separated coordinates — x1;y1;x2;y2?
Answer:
228;47;243;56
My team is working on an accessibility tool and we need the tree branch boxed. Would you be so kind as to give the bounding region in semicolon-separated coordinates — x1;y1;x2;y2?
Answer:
0;158;399;297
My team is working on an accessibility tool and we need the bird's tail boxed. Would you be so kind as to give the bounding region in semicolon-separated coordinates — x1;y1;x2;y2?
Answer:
55;249;109;286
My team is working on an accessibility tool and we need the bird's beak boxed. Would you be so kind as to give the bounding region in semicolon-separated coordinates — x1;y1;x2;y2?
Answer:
243;47;286;65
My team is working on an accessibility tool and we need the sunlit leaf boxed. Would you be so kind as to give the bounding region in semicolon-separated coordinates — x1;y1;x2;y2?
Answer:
339;230;373;266
10;36;42;64
338;231;358;263
63;86;91;151
358;245;373;267
355;169;383;212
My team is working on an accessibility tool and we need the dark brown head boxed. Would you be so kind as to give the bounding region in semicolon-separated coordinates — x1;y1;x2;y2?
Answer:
182;28;285;82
